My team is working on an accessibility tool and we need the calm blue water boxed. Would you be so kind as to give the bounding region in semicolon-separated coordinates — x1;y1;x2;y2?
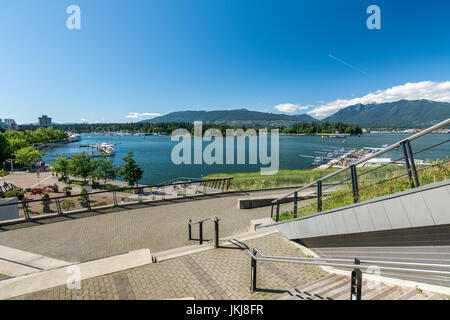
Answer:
42;133;449;185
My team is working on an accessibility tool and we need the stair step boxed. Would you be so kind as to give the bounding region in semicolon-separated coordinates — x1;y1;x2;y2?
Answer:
295;274;338;292
397;289;419;300
304;276;346;295
329;281;370;300
370;286;398;300
427;293;443;300
310;278;349;300
277;274;341;300
380;288;407;300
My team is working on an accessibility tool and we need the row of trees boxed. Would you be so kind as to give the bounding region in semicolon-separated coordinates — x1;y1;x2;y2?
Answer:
54;121;363;136
51;152;143;187
0;127;68;168
281;122;362;135
53;122;237;135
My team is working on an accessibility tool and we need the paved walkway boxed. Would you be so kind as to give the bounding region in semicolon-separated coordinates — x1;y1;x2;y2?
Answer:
0;189;297;263
9;232;326;300
0;170;53;190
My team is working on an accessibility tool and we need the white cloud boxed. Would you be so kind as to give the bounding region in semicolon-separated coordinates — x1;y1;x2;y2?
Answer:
308;81;450;118
126;112;161;119
274;103;309;113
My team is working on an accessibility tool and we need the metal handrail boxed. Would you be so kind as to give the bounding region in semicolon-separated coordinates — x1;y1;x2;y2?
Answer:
188;216;221;247
248;249;450;277
188;216;220;225
253;248;450;271
272;118;450;203
0;177;233;209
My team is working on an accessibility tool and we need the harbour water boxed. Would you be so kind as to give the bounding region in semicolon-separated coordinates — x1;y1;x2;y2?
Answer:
42;133;449;185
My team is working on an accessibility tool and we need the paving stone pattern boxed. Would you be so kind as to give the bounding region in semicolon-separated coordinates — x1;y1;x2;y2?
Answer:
11;233;326;300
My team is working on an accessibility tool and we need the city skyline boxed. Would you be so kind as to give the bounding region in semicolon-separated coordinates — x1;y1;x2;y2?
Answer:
1;0;450;123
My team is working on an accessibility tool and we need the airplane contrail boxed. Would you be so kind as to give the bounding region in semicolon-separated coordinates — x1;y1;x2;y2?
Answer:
328;54;367;75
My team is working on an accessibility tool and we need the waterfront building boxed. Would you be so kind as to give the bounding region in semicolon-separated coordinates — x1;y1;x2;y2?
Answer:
39;115;52;127
3;119;18;130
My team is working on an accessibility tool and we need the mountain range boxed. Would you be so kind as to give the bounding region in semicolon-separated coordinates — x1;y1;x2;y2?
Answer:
143;109;316;127
322;99;450;128
142;100;449;128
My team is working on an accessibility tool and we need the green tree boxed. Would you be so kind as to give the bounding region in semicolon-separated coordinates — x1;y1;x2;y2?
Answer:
119;152;143;187
69;153;93;182
77;188;90;208
92;158;117;184
13;147;43;168
0;134;10;164
51;157;71;179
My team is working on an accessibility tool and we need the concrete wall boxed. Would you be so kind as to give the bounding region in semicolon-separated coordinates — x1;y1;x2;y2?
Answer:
0;198;19;222
258;179;450;287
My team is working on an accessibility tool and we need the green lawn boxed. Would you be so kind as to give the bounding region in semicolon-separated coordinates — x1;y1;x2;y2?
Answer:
276;159;450;221
206;166;410;191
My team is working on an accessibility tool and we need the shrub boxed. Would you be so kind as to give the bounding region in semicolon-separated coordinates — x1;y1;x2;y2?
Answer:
0;169;9;177
41;193;51;213
30;188;44;195
52;184;59;193
3;189;25;200
60;200;76;211
92;201;108;207
63;186;72;196
70;180;88;186
77;188;90;207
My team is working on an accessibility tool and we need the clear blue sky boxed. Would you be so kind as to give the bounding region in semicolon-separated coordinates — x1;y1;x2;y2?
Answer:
1;0;449;123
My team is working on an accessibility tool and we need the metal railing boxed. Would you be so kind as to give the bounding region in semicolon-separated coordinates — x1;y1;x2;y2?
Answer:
271;118;450;222
188;216;221;248
0;177;233;222
248;248;450;300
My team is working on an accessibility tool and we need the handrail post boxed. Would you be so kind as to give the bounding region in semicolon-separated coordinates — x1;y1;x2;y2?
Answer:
293;192;298;218
113;191;118;206
23;202;30;220
56;199;62;215
350;258;362;300
213;217;220;249
199;221;203;245
350;165;359;203
317;181;322;212
406;141;420;187
188;219;192;241
86;194;91;211
250;249;257;293
275;200;280;222
270;203;274;219
401;142;415;188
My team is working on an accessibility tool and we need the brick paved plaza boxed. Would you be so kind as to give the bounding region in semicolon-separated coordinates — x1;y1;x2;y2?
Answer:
0;189;296;263
10;233;325;300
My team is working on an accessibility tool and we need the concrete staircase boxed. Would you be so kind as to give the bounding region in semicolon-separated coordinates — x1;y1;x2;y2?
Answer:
278;274;449;300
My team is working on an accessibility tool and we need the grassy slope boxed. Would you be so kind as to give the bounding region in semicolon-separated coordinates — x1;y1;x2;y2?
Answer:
206;166;408;191
278;160;450;221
